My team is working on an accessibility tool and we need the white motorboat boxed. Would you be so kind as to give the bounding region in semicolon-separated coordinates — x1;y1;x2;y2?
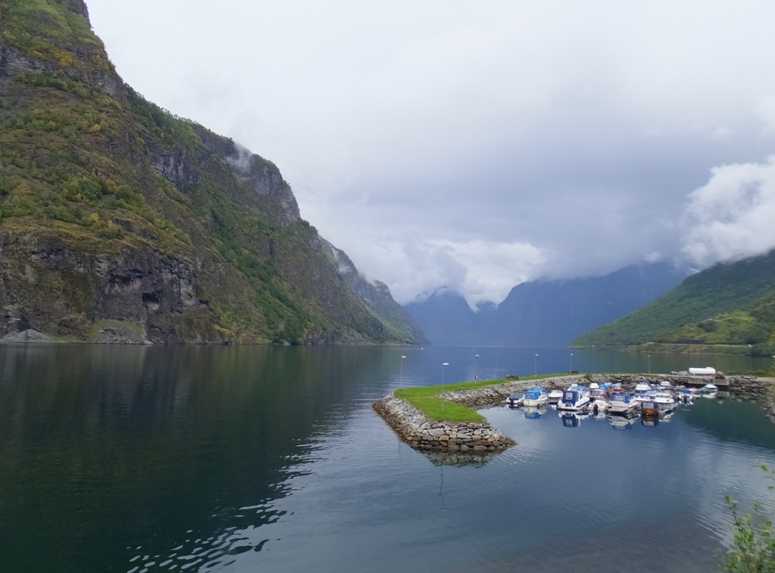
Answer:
680;388;695;405
557;387;590;411
633;389;656;404
609;393;639;414
522;387;549;407
653;390;676;412
592;400;609;415
589;382;611;403
634;381;651;393
547;389;564;403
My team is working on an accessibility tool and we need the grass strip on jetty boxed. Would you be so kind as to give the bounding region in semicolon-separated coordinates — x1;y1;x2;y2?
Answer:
395;374;570;422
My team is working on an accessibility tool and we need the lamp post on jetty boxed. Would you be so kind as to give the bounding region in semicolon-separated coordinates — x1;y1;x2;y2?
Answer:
569;353;573;372
442;362;449;413
648;354;651;375
534;353;539;376
400;355;406;386
475;354;479;381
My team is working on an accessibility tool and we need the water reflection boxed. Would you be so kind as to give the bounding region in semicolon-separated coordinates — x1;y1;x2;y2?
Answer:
0;345;397;572
0;345;773;573
609;413;638;430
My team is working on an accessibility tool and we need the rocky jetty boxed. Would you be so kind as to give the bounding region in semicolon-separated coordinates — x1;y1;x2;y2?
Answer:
728;376;775;423
373;395;515;454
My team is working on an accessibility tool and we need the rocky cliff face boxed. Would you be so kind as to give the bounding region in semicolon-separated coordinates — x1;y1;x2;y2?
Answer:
0;0;426;345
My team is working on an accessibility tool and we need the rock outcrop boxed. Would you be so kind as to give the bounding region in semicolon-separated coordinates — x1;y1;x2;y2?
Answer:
0;1;427;345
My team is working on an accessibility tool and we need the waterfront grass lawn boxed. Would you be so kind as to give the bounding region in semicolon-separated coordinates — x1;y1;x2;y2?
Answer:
395;374;570;422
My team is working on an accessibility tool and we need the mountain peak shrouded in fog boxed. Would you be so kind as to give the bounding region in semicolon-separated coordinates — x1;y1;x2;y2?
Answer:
405;261;688;346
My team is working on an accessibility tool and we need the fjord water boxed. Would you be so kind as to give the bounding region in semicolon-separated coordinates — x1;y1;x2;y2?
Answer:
0;345;774;572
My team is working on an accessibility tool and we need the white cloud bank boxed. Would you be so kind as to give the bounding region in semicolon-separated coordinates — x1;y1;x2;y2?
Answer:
682;157;775;267
86;0;775;306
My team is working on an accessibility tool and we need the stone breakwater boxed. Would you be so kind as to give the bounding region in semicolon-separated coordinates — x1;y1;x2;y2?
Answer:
373;395;516;453
728;376;775;423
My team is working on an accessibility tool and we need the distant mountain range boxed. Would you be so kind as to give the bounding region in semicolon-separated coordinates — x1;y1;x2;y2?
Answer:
576;249;775;354
404;261;688;347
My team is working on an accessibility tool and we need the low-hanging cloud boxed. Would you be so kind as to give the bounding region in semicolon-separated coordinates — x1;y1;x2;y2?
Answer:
682;156;775;266
87;0;775;307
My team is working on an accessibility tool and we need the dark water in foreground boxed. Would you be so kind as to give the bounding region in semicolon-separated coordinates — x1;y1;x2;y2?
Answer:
0;344;774;572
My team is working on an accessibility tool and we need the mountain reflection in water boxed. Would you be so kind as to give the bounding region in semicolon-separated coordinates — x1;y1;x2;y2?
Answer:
0;344;772;573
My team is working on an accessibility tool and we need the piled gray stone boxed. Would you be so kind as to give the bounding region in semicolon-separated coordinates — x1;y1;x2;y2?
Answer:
372;395;515;453
728;376;775;423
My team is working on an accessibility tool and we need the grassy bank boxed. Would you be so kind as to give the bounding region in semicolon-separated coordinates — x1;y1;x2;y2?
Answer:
394;374;570;422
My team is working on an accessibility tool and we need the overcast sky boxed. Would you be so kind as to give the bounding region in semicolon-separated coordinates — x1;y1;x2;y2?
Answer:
87;0;775;306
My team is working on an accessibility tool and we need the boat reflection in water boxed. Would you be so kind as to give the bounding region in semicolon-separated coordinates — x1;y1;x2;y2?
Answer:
641;412;660;427
608;413;638;430
559;412;589;428
523;406;547;420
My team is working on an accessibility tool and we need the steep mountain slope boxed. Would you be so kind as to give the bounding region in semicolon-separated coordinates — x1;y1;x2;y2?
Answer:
575;249;775;349
405;262;686;346
0;0;426;344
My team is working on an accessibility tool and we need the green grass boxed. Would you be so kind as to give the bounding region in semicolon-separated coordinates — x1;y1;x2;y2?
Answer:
395;374;572;422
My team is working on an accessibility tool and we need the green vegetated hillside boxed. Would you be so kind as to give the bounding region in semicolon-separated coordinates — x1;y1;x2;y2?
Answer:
0;0;427;345
574;249;775;355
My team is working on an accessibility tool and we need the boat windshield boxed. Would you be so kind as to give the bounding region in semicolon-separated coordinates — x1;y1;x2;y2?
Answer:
612;394;627;402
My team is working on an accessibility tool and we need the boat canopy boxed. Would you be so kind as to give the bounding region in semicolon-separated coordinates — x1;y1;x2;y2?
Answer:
612;393;630;403
562;390;580;402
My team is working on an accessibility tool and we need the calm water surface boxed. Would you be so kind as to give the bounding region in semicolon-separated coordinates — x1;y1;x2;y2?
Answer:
0;344;774;572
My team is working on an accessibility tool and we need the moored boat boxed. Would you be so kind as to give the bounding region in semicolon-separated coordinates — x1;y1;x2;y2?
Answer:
640;399;660;417
557;387;590;411
653;390;676;412
699;383;718;394
635;381;651;393
609;392;639;414
547;389;564;403
522;387;549;407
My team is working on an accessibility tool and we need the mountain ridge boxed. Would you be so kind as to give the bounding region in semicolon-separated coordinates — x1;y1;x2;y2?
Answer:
405;261;687;347
575;249;775;353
